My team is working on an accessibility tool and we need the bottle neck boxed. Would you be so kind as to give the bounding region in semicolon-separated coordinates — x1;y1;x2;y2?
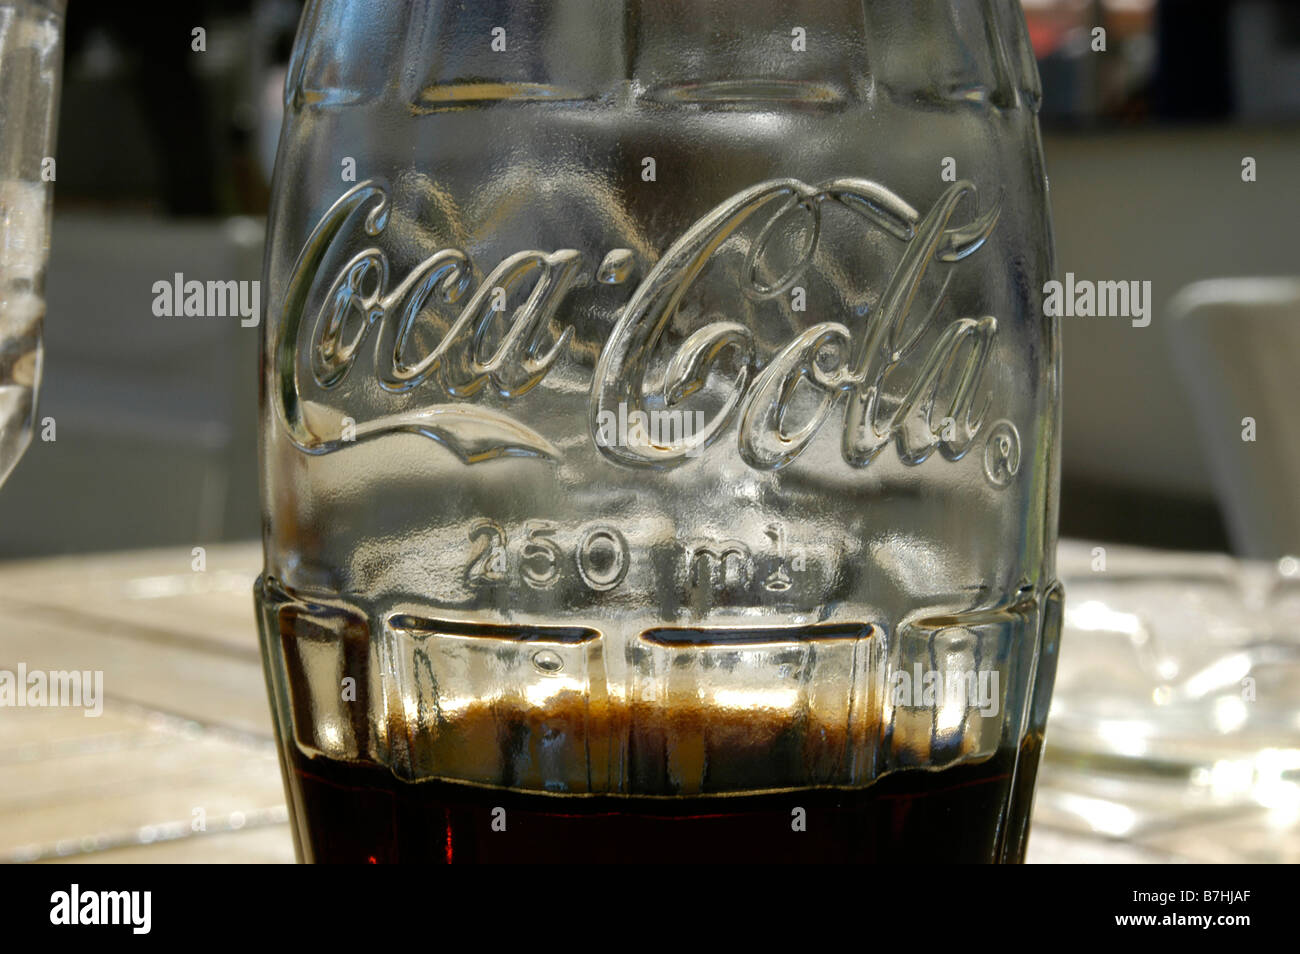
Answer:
626;0;871;93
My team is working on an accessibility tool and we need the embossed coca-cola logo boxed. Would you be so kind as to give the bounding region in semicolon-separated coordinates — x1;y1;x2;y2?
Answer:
272;177;1014;479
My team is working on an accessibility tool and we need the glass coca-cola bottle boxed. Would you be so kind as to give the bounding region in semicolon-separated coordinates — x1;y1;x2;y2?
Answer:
258;0;1061;863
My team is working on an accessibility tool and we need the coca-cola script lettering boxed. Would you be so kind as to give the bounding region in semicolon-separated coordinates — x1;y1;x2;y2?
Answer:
272;177;1008;475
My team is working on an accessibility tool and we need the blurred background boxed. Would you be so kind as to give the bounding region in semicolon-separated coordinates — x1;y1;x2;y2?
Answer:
2;0;1298;559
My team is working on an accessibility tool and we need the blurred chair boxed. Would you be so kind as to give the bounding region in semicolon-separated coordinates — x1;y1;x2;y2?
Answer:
1168;278;1300;559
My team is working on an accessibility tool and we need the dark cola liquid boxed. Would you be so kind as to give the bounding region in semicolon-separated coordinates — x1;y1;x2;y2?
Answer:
278;736;1041;864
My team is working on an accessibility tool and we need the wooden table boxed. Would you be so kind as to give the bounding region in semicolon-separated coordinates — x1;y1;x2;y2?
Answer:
0;542;1286;864
0;544;290;862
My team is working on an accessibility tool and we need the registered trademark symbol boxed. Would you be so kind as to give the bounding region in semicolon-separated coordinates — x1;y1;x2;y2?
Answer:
983;420;1021;487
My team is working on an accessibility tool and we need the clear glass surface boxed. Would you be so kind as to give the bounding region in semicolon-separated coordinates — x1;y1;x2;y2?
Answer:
0;0;63;487
1037;542;1300;862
